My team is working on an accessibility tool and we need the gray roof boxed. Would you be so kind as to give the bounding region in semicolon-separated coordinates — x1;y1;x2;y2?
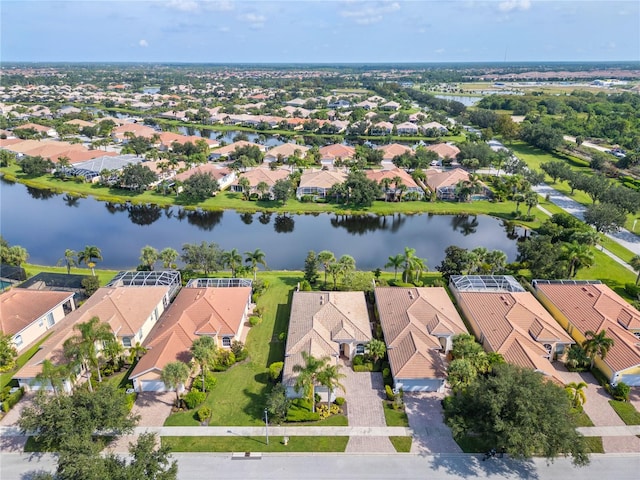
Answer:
73;154;143;173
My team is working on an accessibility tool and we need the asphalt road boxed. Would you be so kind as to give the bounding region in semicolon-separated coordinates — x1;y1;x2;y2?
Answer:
3;453;640;480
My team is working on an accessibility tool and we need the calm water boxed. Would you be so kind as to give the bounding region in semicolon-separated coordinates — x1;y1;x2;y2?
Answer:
434;95;482;107
0;180;522;270
177;127;285;147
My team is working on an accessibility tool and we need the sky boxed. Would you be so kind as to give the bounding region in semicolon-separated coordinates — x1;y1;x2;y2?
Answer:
1;0;638;63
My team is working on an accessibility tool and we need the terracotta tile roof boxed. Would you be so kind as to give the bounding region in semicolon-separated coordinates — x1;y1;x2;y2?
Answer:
455;291;573;383
232;166;290;188
211;140;263;156
319;144;355;160
365;168;419;188
534;282;640;374
64;119;95;128
113;123;157;139
425;143;460;159
375;287;467;381
0;289;74;336
17;123;51;133
130;287;251;379
298;170;347;190
283;291;371;387
426;168;469;190
174;164;232;182
376;143;412;161
264;143;309;159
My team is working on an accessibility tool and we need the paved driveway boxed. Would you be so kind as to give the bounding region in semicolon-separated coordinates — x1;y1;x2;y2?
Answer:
404;392;462;455
0;392;35;452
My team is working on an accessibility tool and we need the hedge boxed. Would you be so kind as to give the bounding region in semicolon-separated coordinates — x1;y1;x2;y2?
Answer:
2;387;24;413
353;363;374;372
183;390;207;410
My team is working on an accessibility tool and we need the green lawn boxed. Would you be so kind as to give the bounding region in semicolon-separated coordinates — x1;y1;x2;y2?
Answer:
609;400;640;425
584;437;604;454
389;436;412;452
161;435;348;452
23;263;120;287
382;401;409;427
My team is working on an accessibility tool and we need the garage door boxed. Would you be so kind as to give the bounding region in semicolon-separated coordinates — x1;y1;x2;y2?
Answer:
140;380;166;392
619;375;640;387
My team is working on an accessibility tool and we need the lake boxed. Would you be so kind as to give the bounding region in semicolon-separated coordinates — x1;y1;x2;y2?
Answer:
0;180;523;271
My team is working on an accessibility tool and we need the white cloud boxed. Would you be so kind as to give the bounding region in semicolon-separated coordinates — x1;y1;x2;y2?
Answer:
341;1;401;25
238;12;266;29
498;0;531;13
139;39;149;47
204;1;235;12
167;0;200;12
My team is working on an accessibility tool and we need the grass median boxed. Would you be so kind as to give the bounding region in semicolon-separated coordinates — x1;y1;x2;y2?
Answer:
161;435;348;452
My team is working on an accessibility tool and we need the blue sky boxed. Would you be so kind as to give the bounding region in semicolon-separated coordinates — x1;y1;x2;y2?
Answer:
1;0;638;63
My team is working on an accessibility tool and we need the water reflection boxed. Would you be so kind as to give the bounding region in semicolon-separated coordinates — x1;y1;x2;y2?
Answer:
240;212;254;225
63;194;80;208
128;204;162;226
274;214;295;233
105;202;127;214
26;186;59;200
258;212;272;225
184;209;223;231
330;214;406;235
451;215;479;236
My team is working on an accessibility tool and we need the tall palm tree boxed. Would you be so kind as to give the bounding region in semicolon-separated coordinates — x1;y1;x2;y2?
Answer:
256;181;270;199
385;254;404;281
103;337;124;369
78;245;103;276
245;249;267;281
337;254;356;284
190;336;217;392
380;178;392;201
237;176;251;200
565;381;588;409
160;247;179;269
524;191;539;216
563;242;595;278
223;248;243;278
293;352;329;413
128;341;148;364
162;361;191;407
57;249;77;275
630;255;640;286
317;363;346;409
69;316;114;389
139;245;159;271
583;330;615;369
317;250;336;288
34;359;68;400
327;262;341;291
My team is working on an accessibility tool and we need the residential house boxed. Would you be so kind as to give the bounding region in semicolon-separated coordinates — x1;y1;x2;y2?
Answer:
376;143;413;169
366;168;424;200
175;164;236;191
380;101;401;111
533;280;640;386
15;123;57;137
422;121;449;134
1;289;75;352
129;282;252;392
369;121;393;136
425;168;474;200
425;142;460;161
318;144;355;168
263;143;310;163
296;169;347;199
374;287;468;392
396;122;419;136
283;291;371;400
112;123;157;142
354;100;378;110
230;166;291;198
450;275;574;384
209;140;265;160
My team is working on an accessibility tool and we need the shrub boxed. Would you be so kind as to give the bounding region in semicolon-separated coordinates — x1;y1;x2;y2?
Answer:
269;362;284;382
287;398;320;422
217;350;236;369
197;406;212;422
249;316;261;326
624;283;640;299
300;280;312;291
385;384;395;401
278;332;287;342
334;397;345;406
352;354;364;366
353;363;373;372
81;276;100;296
192;373;218;392
2;387;23;413
231;340;248;361
611;382;631;402
125;392;137;411
183;390;206;409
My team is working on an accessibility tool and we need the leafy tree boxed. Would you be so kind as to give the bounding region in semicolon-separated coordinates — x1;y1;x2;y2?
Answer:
517;235;567;279
120;163;157;192
437;246;473;281
78;245;103;276
385;254;404;281
159;247;179;269
629;255;640;285
583;203;627;234
81;275;100;296
444;363;589;466
293;352;329;412
139;245;159;270
317;363;346;409
3;244;29;266
540;161;571;184
583;330;614;369
20;155;54;176
272;178;292;205
520;122;563;152
366;339;386;364
245;248;267;281
180;241;224;275
304;250;319;285
114;432;178;480
190;336;217;393
57;249;77;275
181;171;219;203
161;361;190;407
0;332;18;373
317;250;336;288
266;383;290;424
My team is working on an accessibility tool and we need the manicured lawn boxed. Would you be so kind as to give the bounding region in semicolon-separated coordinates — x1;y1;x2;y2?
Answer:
389;436;412;452
382;401;409;427
287;414;348;427
584;437;604;454
0;334;52;390
23;263;120;287
609;400;640;425
570;409;594;428
574;249;636;298
164;272;298;427
161;435;348;452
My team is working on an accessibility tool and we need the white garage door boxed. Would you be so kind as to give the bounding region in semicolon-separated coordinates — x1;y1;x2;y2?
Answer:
619;375;640;387
140;380;166;392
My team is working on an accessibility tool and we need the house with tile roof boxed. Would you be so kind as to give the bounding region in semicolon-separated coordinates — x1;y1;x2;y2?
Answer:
209;140;265;160
450;275;574;384
424;168;485;201
283;291;372;400
425;142;460;160
174;164;236;191
374;287;468;392
230;166;291;198
365;168;424;200
533;280;640;386
376;143;413;164
1;289;75;352
263;143;310;163
318;144;355;168
296;169;347;200
112;123;157;142
396;122;419;136
129;284;252;392
369;121;394;136
13;285;171;392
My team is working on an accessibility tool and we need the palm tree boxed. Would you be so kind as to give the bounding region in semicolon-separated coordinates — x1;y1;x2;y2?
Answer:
524;191;539;216
317;250;336;288
34;359;68;400
161;361;191;407
366;339;387;364
513;193;525;214
317;363;346;409
380;177;392;201
245;249;267;281
223;248;243;278
160;247;179;269
326;262;342;291
103;337;124;369
385;254;404;281
337;254;356;284
139;245;159;271
563;242;595;278
583;330;615;369
256;181;270;199
630;255;640;286
238;176;251;200
57;249;77;275
399;247;427;284
190;336;217;392
565;381;588;409
76;316;114;385
293;352;329;413
128;341;148;364
78;245;103;276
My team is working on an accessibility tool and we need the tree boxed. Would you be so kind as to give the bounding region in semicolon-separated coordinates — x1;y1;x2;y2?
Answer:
159;247;179;269
272;178;292;205
120;163;157;192
317;250;336;288
317;363;345;409
161;361;190;407
190;336;217;392
266;382;290;424
181;171;219;203
20;155;54;176
524;191;539;216
256;181;270;199
180;241;224;275
437;246;473;281
57;249;77;275
0;332;18;373
399;247;427;284
140;245;159;270
583;330;614;369
385;254;404;281
245;248;267;281
116;432;178;480
4;245;29;266
565;381;588;409
337;254;356;284
562;242;594;277
447;358;478;391
65;316;114;389
237;176;251;200
444;363;589;466
293;352;329;412
366;339;386;364
78;245;103;276
304;250;319;285
128;341;148;364
630;255;640;285
222;248;243;278
583;203;627;234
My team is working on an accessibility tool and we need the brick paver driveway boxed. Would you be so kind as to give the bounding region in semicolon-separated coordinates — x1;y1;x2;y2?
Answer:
404;392;462;455
0;392;35;452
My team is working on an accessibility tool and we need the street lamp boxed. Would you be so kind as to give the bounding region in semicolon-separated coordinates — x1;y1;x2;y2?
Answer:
264;408;269;445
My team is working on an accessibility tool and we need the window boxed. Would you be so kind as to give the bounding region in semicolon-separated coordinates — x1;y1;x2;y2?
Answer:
39;318;44;328
556;344;565;355
138;329;143;340
543;343;553;358
222;337;231;347
122;337;132;348
46;312;55;327
356;344;365;354
14;335;23;347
